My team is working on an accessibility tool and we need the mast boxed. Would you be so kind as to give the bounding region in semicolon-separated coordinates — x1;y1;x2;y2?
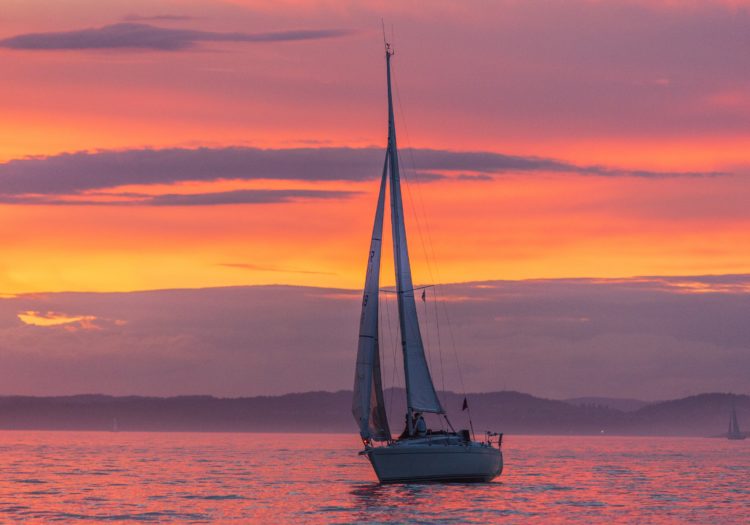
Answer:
385;44;444;417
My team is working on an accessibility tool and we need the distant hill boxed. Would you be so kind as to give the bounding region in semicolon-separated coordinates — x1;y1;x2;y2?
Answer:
615;393;749;437
0;391;746;437
564;397;650;413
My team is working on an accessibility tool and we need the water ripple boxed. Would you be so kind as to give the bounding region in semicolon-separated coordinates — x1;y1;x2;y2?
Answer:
0;432;747;524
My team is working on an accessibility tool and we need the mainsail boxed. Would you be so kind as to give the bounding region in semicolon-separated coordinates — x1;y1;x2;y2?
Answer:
352;156;391;441
385;48;444;414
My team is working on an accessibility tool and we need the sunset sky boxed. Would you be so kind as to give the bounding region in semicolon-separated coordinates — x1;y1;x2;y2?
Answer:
1;0;749;398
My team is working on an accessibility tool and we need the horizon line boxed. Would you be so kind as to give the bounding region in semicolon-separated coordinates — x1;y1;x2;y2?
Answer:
4;271;750;297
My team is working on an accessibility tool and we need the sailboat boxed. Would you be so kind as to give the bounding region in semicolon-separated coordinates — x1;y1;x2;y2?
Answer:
728;401;745;440
352;43;503;483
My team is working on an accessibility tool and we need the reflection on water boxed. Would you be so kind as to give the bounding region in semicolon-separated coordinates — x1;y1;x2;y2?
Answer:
0;432;748;523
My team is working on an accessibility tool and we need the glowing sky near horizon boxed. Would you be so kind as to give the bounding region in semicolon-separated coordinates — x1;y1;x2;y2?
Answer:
1;0;749;295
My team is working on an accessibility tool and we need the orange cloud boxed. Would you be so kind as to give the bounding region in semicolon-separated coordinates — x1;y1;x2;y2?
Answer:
18;310;99;330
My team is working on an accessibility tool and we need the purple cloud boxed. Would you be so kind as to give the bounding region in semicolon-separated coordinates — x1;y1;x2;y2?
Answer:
0;188;356;206
0;147;725;204
1;275;749;399
0;23;352;51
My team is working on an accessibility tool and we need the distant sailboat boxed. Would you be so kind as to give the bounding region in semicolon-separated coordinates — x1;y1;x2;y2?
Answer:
352;42;503;483
727;402;745;440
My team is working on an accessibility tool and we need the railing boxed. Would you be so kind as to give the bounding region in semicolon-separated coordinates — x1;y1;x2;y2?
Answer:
485;431;503;449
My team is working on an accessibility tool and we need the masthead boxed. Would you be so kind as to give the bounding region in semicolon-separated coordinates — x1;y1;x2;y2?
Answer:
382;19;394;57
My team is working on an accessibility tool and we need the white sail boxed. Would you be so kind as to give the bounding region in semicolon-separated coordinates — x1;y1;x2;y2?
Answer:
352;157;391;441
385;50;444;415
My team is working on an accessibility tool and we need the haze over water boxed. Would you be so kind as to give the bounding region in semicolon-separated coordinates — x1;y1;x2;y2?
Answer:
1;431;748;523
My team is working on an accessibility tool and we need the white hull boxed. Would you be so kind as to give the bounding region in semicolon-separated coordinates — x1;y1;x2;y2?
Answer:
365;438;503;483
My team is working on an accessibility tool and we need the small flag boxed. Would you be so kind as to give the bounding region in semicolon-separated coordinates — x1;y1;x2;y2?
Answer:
421;289;426;302
462;397;469;411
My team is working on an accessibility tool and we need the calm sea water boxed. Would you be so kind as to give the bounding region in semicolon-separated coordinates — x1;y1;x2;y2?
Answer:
0;431;748;523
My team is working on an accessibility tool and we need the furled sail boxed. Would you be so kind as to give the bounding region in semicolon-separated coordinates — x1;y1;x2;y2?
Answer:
385;49;444;414
352;157;391;441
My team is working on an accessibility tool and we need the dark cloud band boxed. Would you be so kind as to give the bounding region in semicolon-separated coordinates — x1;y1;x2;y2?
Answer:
0;188;356;206
0;23;352;51
0;147;724;203
2;275;749;399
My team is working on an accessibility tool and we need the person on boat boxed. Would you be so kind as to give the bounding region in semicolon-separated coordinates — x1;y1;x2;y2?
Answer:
397;412;428;438
415;413;427;436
